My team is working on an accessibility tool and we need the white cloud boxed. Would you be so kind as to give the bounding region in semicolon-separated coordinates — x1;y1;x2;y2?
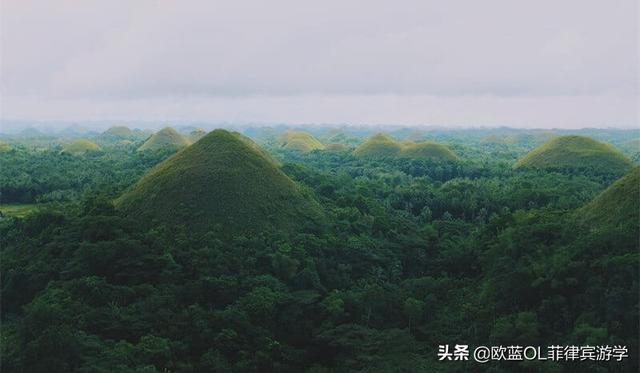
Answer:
1;0;638;127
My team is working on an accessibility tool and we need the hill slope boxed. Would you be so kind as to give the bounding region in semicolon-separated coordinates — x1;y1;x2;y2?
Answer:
278;130;325;152
515;135;633;174
60;139;100;154
579;167;640;228
398;142;460;161
353;133;403;159
116;129;323;235
138;127;191;151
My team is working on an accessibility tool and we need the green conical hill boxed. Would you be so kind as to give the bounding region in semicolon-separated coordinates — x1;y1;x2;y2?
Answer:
514;135;632;174
137;127;191;151
116;129;323;235
104;126;134;138
353;133;402;159
579;167;639;228
60;139;100;154
278;131;325;152
398;142;460;161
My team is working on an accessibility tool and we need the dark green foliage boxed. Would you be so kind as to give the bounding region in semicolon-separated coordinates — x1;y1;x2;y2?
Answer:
0;145;173;204
1;128;638;372
398;141;460;161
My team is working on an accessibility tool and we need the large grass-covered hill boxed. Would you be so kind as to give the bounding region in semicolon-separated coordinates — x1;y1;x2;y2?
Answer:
515;135;633;174
116;129;323;235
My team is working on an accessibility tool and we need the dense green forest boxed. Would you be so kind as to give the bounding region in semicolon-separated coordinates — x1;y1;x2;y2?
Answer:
1;127;638;372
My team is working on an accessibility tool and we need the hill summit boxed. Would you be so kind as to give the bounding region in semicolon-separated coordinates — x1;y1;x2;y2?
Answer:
60;139;100;154
103;126;134;138
116;129;323;235
278;130;325;152
398;142;460;161
579;167;639;228
353;133;403;158
137;127;191;151
354;133;459;161
515;135;632;174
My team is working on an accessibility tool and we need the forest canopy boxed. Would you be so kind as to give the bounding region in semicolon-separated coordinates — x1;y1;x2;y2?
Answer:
1;127;638;372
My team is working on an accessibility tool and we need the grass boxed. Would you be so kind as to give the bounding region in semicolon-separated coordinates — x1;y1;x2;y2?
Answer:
138;127;191;151
579;167;639;227
515;135;633;174
117;129;324;235
353;133;403;159
61;139;100;154
354;133;459;161
279;131;326;152
1;204;43;218
398;142;460;161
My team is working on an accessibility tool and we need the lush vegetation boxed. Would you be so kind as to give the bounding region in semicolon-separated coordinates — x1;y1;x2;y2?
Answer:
0;145;173;204
398;141;460;161
1;128;638;372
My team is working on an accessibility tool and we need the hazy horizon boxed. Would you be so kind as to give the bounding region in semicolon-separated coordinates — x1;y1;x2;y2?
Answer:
2;1;638;129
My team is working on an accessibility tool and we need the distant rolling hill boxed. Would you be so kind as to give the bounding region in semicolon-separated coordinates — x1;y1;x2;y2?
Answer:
138;127;191;151
103;126;134;138
60;139;100;155
354;133;459;161
515;135;633;174
278;130;325;152
398;142;460;161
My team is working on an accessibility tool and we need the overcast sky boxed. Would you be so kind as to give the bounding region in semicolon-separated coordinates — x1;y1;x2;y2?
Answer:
1;0;638;128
